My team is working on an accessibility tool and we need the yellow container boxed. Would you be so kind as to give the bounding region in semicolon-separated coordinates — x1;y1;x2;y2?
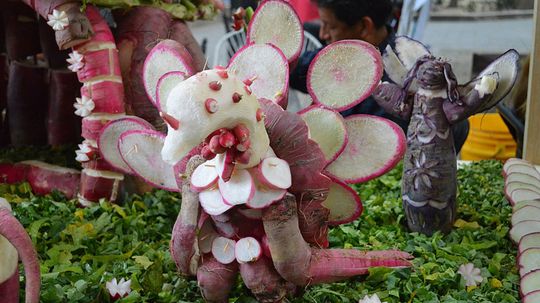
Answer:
460;113;517;161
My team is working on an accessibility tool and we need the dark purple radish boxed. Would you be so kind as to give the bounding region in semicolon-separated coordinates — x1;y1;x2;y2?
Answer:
199;189;233;216
504;163;540;179
98;116;154;174
506;173;540;189
513;206;540;226
307;40;383;112
3;2;40;61
235;237;262;263
322;178;363;226
156;71;186;112
325;115;406;183
246;178;286;209
520;233;540;253
298;105;348;163
247;0;303;63
228;44;289;108
257;157;291;190
524;290;540;303
510;220;540;243
521;269;540;297
118;129;179;191
211;236;237;264
511;189;540;206
190;158;219;192
218;170;255;206
519;248;540;277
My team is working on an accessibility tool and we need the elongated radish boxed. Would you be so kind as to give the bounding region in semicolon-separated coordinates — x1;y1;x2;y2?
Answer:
257;157;291;190
211;236;237;264
4;2;40;60
235;237;262;263
521;269;540;297
247;0;303;63
524;290;540;303
322;178;363;225
510;220;540;243
80;80;125;115
228;44;289;108
513;206;540;226
307;40;383;111
325;114;406;183
190;158;219;192
199;189;233;216
239;257;296;302
520;233;540;253
218;169;255;206
519;248;540;277
197;255;238;302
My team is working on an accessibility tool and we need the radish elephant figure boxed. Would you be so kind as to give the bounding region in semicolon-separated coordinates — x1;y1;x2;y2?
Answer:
373;36;519;235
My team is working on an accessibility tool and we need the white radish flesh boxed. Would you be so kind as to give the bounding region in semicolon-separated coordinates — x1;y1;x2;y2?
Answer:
520;233;540;253
307;40;383;111
506;173;540;188
503;158;530;172
521;270;540;297
199;189;233;215
504;163;540;179
190;158;219;192
511;189;540;206
519;248;540;277
247;178;286;209
0;199;18;285
325;114;406;183
156;71;186;112
514;200;540;212
219;169;255;206
211;237;237;264
506;181;540;200
235;237;262;263
322;178;363;225
257;157;291;190
392;36;431;71
198;218;219;254
510;220;540;243
512;206;540;226
524;290;540;303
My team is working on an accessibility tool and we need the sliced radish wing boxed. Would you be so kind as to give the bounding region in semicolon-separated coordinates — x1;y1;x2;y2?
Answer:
118;129;178;191
322;178;363;225
199;189;233;216
235;237;262;263
156;71;187;112
325;114;406;183
298;105;348;163
510;220;540;243
190;158;219;192
211;237;237;264
519;248;540;277
247;0;303;63
257;157;291;189
513;206;540;226
382;44;408;86
522;269;540;296
307;40;383;111
218;169;255;205
228;44;289;107
524;290;540;303
520;233;540;254
247;177;286;209
98;116;154;174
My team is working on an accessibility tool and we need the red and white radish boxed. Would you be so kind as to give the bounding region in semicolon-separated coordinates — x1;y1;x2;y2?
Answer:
506;181;540;200
218;169;255;206
197;255;238;302
199;189;233;216
156;71;187;112
506;173;540;189
519;248;540;277
524;290;540;303
198;218;219;254
322;178;363;225
257;157;291;190
512;206;540;226
215;149;236;182
211;236;237;264
247;0;303;63
307;40;383;111
22;160;80;199
521;269;540;297
213;220;236;239
510;220;540;243
511;189;540;206
237;207;263;220
504;163;540;179
514;200;540;212
235;237;262;263
190;158;219;192
520;233;540;253
211;213;231;223
325;114;406;183
247;178;287;209
78;169;124;206
228;44;289;107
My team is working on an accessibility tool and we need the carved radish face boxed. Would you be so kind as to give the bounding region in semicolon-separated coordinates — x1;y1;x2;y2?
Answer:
161;69;270;168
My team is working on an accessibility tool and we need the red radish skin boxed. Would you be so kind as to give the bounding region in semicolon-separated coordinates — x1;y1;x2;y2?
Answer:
0;208;41;303
239;257;297;302
76;48;122;83
197;255;238;303
0;163;30;184
216;151;236;182
80;80;125;114
0;271;20;303
519;232;540;253
262;195;412;286
22;161;80;199
79;169;123;204
524;290;540;303
81;158;117;172
170;156;205;276
160;112;180;130
322;177;363;226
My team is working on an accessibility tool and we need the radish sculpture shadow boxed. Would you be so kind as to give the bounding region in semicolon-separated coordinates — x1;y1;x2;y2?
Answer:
0;198;41;303
372;36;519;235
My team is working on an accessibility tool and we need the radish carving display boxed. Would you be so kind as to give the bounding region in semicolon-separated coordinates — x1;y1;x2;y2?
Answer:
373;36;519;235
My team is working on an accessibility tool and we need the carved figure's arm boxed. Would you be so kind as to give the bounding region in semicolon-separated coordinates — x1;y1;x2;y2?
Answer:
372;82;414;121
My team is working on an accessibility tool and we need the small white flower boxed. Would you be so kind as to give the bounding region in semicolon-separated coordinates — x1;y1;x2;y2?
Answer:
74;96;95;117
67;51;84;72
458;263;483;287
75;142;93;162
106;278;131;299
47;9;69;31
358;294;387;303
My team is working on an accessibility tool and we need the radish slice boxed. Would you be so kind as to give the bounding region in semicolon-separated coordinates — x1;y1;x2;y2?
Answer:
510;220;540;243
512;206;540;226
511;189;540;206
98;116;154;174
156;71;187;112
118;129;179;191
218;169;255;205
213;220;236;238
143;40;194;105
325;115;406;183
237;208;263;220
199;189;233;215
505;163;540;179
524;290;540;303
211;213;231;223
216;150;236;182
382;44;408;86
257;157;291;190
191;158;219;192
247;0;303;63
519;248;540;277
228;44;289;107
522;269;540;297
322;178;363;225
520;233;540;253
298;105;348;163
264;147;277;159
199;218;219;254
506;181;540;201
392;36;431;71
504;158;531;172
514;200;540;212
307;40;383;111
235;237;262;263
211;237;237;264
506;173;540;188
247;178;286;209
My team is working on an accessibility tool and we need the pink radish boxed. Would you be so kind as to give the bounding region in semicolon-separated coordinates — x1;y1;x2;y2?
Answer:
307;40;383;111
211;236;237;264
247;0;304;63
514;200;540;212
22;161;80;199
503;158;531;172
98;116;154;174
505;181;540;201
511;189;540;206
156;71;187;112
190;158;219;192
78;169;123;206
298;105;348;163
325;114;406;183
512;206;540;226
524;290;540;303
118;129;179;191
239;257;296;302
198;218;219;254
520;233;540;253
521;269;540;297
218;169;255;206
322;178;363;226
143;39;195;105
80;80;125;114
235;237;262;263
81;114;125;142
237;207;263;220
510;220;540;243
199;189;233;216
504;163;540;179
519;248;540;276
228;44;289;108
257;157;291;190
506;173;540;188
247;178;287;209
197;255;238;302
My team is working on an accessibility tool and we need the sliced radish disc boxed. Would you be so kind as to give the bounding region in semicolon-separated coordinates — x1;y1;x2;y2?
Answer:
211;237;237;264
198;218;219;254
235;237;262;263
258;157;291;189
190;158;219;192
213;220;236;238
218;169;255;205
392;36;431;71
211;213;231;223
247;178;286;209
307;40;383;111
506;172;540;188
199;189;233;215
512;206;540;226
118;129;179;191
325;114;406;183
506;181;540;200
228;44;289;106
514;199;540;212
519;248;540;277
524;290;540;303
520;233;540;253
98;116;154;174
156;71;186;112
298;105;348;163
510;220;540;243
322;178;363;225
504;158;531;172
522;269;540;296
505;163;540;179
237;207;263;219
511;189;540;206
247;0;303;63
